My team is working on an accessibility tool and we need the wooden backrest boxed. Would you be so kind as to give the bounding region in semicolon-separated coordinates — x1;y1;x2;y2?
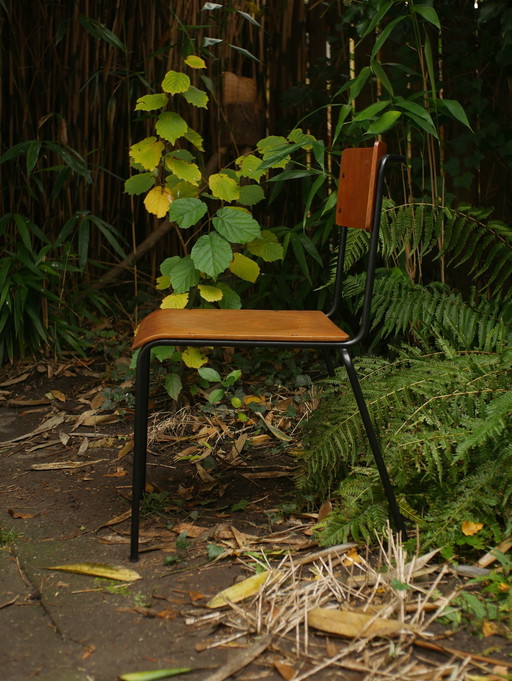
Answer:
336;140;387;231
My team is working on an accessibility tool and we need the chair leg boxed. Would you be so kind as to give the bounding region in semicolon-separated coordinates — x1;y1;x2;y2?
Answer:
130;344;151;562
322;349;336;377
339;348;407;538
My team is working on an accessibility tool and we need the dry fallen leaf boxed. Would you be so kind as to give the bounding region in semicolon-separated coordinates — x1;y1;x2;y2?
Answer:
206;569;283;608
31;459;104;471
307;607;413;639
274;660;298;680
46;562;141;582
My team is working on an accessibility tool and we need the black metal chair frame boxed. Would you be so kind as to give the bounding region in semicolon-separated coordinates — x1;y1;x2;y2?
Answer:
129;150;407;561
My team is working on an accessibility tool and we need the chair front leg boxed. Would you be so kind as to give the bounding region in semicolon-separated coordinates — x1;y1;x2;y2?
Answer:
339;348;407;538
130;343;151;562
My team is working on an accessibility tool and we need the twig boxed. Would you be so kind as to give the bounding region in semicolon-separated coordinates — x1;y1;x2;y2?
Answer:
414;638;512;669
206;633;273;681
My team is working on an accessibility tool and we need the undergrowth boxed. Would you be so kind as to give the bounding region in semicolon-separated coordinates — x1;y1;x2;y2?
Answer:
298;345;512;556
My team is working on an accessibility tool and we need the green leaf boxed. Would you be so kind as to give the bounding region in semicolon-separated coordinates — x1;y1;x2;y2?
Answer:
165;373;183;401
247;230;284;262
208;388;225;404
118;669;192;681
348;66;371;103
135;93;169;111
229;253;260;282
213;207;261;244
191;233;233;278
26;140;41;175
224;369;241;386
182;86;208;108
236;10;261;27
162;70;191;94
371;16;405;60
160;256;180;276
207;543;225;560
156;112;188;144
228;43;260;63
152;346;176;362
198;367;221;382
370;59;394;96
352;101;389;122
217;282;241;309
412;5;441;29
237;184;265;207
367;110;402;134
169;256;201;293
129;137;164;171
439;99;472;130
169;198;207;228
77;14;126;50
402;110;439;138
360;0;394;39
124;173;155;196
184;55;206;69
166;157;201;186
209;173;240;201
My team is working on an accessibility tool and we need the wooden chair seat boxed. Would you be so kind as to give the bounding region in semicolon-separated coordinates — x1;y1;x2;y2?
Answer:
132;308;349;347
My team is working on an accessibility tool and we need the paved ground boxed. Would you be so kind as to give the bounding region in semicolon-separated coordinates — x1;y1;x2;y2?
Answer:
0;402;299;681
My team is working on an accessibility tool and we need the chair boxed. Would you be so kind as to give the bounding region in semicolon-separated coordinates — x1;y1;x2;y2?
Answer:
129;140;407;561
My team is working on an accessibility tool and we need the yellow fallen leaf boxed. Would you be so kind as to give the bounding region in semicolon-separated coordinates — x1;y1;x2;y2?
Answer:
45;390;67;402
206;569;282;608
307;607;413;639
482;620;498;637
462;521;484;536
46;562;142;582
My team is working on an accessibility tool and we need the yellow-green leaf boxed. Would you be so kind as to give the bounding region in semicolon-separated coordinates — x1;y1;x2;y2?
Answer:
182;347;207;368
118;669;192;681
162;70;190;94
129;137;164;171
184;55;206;69
135;93;169;111
182;86;208;109
166;157;201;186
156;112;188;144
206;570;282;608
161;293;189;309
156;275;170;290
46;563;141;582
229;253;260;282
208;172;240;201
144;186;173;218
198;285;223;302
247;230;284;262
184;127;204;151
236;154;265;182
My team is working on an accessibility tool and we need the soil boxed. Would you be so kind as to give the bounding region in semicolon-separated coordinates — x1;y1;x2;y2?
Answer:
0;355;511;681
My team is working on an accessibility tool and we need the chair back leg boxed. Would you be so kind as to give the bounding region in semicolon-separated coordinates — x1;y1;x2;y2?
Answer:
340;348;407;538
130;344;152;562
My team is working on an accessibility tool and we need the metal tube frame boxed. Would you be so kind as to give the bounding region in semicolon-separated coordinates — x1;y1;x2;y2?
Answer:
129;153;407;561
